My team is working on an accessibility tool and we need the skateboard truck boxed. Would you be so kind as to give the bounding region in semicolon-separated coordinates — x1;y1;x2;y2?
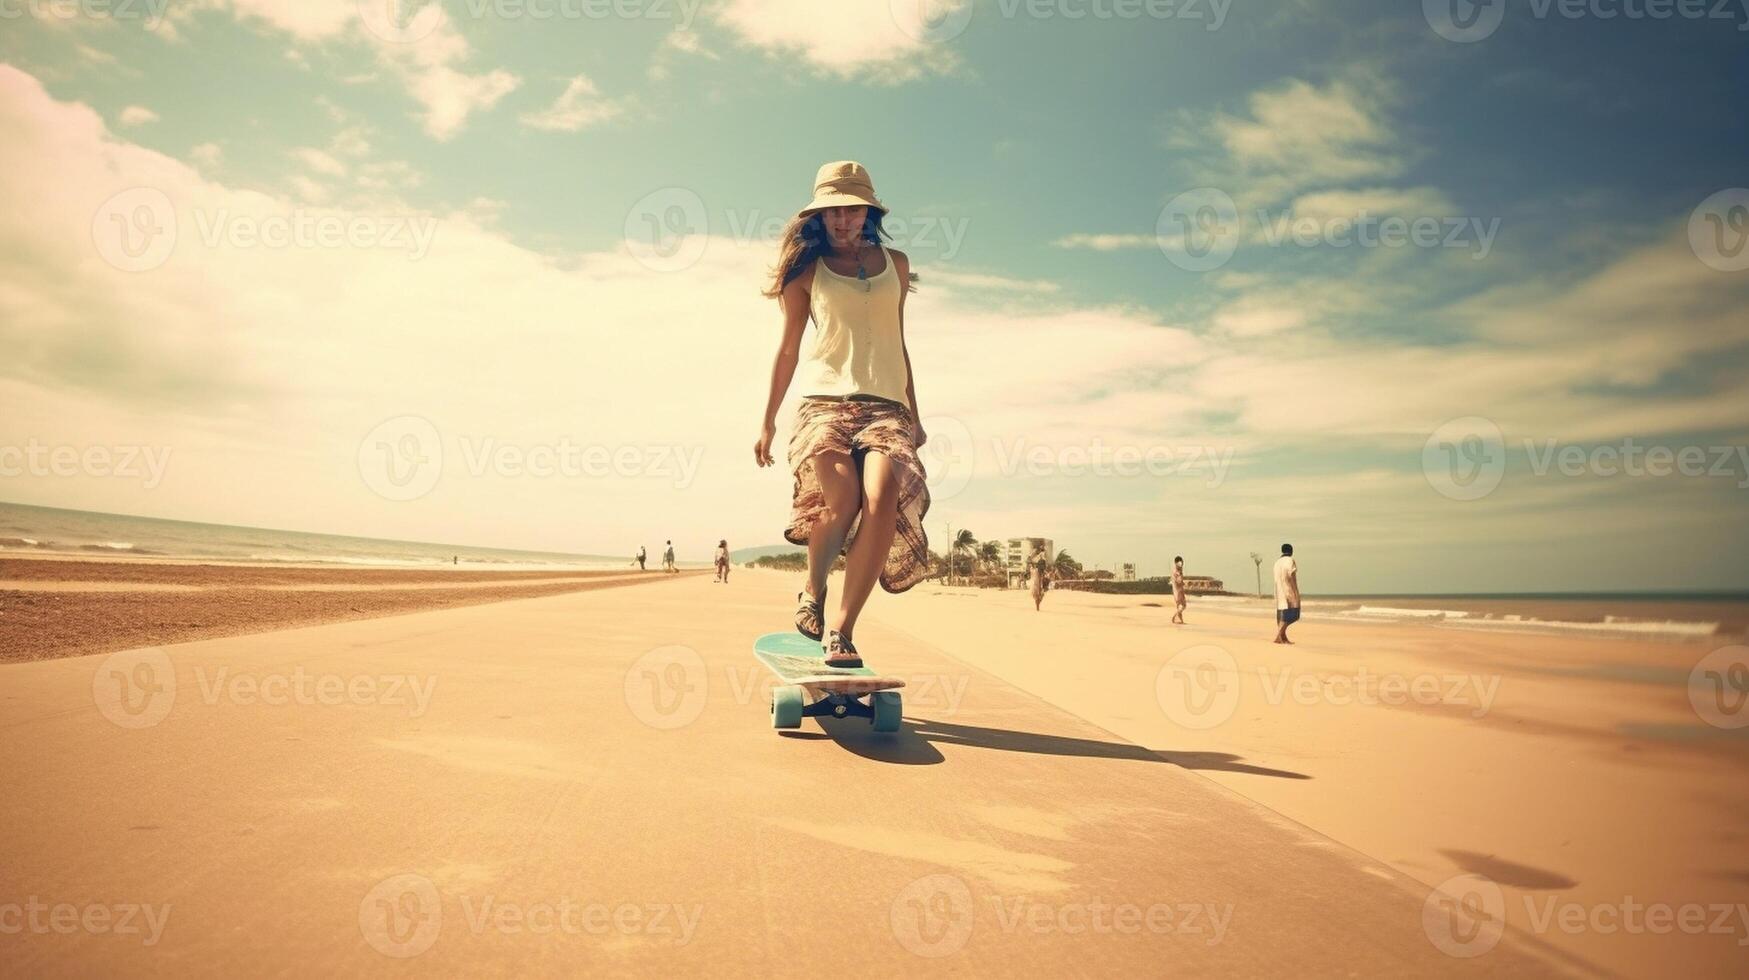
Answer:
803;692;873;721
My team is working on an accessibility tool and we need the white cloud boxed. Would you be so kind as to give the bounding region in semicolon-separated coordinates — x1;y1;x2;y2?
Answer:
921;268;1061;293
1052;233;1156;251
649;27;721;80
1284;186;1456;222
1169;72;1404;209
520;74;622;133
180;0;520;140
117;105;159;126
74;44;118;65
708;0;964;81
294;147;347;177
1212;304;1304;337
189;142;223;168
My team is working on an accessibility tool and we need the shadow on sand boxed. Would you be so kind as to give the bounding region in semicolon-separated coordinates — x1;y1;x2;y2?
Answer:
783;717;1309;778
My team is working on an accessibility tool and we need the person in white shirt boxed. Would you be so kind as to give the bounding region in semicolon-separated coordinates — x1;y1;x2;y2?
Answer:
1171;555;1187;625
1273;543;1301;644
714;539;730;583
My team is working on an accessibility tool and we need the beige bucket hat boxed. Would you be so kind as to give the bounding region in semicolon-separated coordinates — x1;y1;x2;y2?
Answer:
796;160;887;218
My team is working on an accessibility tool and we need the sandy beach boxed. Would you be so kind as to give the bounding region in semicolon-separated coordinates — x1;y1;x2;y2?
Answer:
861;574;1749;978
3;559;1743;975
0;558;704;662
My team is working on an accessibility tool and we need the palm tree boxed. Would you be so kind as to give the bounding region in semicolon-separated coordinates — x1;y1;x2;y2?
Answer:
977;541;1001;583
951;528;976;585
1051;549;1082;580
1250;552;1263;598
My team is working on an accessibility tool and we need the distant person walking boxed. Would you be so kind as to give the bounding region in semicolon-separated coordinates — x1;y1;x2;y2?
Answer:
715;539;730;583
1171;555;1187;625
1273;544;1300;644
1028;545;1049;611
635;545;646;571
663;540;676;573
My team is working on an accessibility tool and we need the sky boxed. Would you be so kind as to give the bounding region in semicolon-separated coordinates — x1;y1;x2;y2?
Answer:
1;0;1747;593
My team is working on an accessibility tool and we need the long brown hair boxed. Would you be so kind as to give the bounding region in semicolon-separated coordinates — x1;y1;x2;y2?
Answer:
762;210;912;301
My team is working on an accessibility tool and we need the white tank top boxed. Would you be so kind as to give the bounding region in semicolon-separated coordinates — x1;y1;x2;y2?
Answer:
799;243;910;406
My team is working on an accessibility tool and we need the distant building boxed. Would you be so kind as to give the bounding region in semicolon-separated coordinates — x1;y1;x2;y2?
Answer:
1003;536;1053;589
1120;563;1136;582
1181;575;1224;595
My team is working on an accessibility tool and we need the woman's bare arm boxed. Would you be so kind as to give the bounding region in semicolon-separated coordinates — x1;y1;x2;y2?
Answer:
893;250;925;445
754;269;813;467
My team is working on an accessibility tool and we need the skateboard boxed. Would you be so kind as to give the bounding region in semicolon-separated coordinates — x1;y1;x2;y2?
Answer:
753;631;905;733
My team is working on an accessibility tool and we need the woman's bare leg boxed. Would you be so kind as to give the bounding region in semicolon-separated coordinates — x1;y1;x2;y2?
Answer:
831;450;899;639
806;450;861;601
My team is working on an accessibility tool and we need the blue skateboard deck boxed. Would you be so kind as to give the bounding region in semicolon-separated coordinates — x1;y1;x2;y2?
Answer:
754;632;904;732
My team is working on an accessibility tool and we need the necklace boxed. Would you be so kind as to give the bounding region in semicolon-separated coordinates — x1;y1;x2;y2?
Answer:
854;242;871;292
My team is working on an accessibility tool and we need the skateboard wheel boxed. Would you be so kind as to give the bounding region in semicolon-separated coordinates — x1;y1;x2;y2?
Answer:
772;685;805;729
870;691;902;733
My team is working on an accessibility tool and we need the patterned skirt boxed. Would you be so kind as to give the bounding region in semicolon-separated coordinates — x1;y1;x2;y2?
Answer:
784;396;931;594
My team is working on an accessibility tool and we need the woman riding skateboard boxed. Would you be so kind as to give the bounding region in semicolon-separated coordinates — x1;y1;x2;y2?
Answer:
752;161;931;669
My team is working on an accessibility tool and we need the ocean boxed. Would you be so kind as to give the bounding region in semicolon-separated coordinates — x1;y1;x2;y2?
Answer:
0;501;672;571
1192;593;1748;643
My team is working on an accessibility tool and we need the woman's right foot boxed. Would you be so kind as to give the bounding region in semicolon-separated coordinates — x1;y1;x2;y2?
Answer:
823;630;863;669
795;583;826;641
